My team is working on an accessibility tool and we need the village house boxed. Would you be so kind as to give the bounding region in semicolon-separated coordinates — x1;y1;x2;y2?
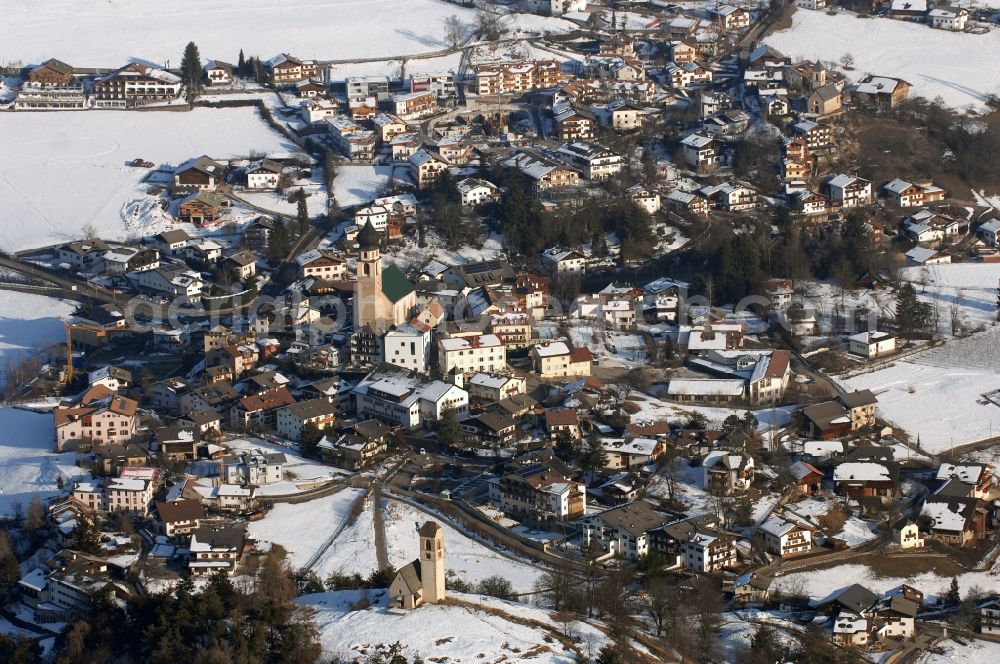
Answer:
156;498;205;537
545;407;581;440
827;175;873;208
833;460;900;502
541;248;587;276
352;366;469;430
267;53;318;84
320;420;392;470
679;133;718;171
92;62;182;108
532;341;592;379
492;461;587;524
848;331;897;360
852;76;911;110
409;149;450;189
245;160;283;189
792;119;833;150
19;550;131;623
203;60;233;86
504;150;580;194
757;515;814;557
438;333;507;377
922;495;988;545
554;103;597;141
457;178;501;207
928;6;968;30
173;155;225;192
230;386;296;431
189;524;246;576
702;451;755;494
884;179;947;208
383;323;432;374
222;449;287;485
473;59;563;95
936;463;995;500
554;142;624;181
275;398;337;441
295;248;347;280
295;79;326;97
601;437;667;471
54;386;138;449
461;411;520;449
582;501;670;560
393;90;437;120
891;518;925;549
467;372;526;403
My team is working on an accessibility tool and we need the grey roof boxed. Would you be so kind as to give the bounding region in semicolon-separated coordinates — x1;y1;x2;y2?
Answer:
286;398;336;420
828;584;879;614
840;390;877;408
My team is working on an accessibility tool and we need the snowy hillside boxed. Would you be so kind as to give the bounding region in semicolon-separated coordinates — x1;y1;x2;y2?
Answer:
0;109;293;251
766;10;1000;109
0;292;75;371
0;0;576;66
0;408;89;517
299;590;610;664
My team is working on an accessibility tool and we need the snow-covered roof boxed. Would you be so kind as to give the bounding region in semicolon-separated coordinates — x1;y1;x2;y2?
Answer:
667;378;744;397
533;341;570;358
759;514;807;538
922;499;975;533
833;462;891;483
936;463;988;484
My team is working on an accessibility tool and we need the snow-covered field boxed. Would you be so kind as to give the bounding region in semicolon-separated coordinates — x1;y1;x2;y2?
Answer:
918;639;1000;664
0;408;89;517
0;109;295;251
300;590;607;664
1;0;576;66
384;499;545;592
766;10;1000;109
841;327;1000;452
902;263;1000;335
247;487;365;571
331;165;399;207
311;495;378;578
770;561;1000;604
0;292;75;372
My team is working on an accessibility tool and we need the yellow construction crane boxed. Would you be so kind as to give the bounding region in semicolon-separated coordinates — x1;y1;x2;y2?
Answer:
61;319;132;384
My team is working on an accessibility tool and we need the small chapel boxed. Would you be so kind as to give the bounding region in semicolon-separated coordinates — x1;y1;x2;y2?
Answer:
388;520;446;610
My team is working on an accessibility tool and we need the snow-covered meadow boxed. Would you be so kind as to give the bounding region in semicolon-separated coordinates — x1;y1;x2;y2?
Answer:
0;292;75;371
841;327;1000;453
0;408;89;517
766;10;1000;109
0;109;295;252
300;590;608;664
0;0;577;66
247;488;366;571
384;499;545;592
770;561;1000;605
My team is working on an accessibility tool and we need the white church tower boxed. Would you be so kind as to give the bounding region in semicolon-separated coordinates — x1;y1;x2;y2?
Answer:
419;521;445;604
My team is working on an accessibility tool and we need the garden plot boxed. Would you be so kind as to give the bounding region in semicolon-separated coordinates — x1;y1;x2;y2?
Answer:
841;328;1000;453
0;109;294;252
383;499;544;592
766;10;1000;109
0;408;90;518
247;487;366;571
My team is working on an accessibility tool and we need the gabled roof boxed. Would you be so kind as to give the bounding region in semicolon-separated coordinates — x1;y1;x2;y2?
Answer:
382;263;415;304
